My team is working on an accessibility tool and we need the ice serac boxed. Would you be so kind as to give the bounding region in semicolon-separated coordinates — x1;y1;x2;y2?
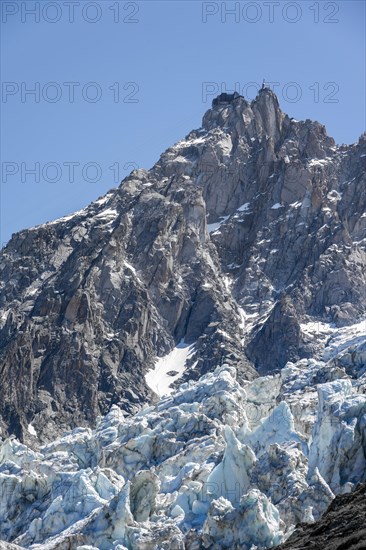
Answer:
308;379;366;493
0;88;365;441
206;425;255;504
202;491;284;550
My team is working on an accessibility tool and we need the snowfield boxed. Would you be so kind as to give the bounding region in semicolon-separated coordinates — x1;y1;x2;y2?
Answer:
0;324;366;549
145;341;196;397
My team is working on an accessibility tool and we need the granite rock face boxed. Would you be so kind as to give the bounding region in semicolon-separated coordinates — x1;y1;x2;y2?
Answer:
0;89;365;442
275;482;366;550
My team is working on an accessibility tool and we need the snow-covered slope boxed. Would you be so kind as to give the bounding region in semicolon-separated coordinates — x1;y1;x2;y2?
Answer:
1;323;365;549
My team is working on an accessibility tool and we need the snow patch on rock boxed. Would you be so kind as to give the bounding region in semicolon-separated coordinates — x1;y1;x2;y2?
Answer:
145;341;196;396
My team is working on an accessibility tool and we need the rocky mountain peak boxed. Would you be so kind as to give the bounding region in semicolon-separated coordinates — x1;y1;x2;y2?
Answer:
251;87;285;141
0;91;365;445
202;87;284;142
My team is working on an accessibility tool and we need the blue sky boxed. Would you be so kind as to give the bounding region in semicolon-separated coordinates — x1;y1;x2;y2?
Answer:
1;0;365;245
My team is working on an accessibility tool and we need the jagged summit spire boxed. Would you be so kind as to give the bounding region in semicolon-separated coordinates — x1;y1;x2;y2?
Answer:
255;84;280;102
203;86;284;142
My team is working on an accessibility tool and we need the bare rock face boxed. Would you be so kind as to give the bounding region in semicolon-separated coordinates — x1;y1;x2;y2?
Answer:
275;482;366;550
0;88;365;442
246;294;306;374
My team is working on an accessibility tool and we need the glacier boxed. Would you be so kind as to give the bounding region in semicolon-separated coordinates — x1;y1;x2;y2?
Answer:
0;323;366;549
